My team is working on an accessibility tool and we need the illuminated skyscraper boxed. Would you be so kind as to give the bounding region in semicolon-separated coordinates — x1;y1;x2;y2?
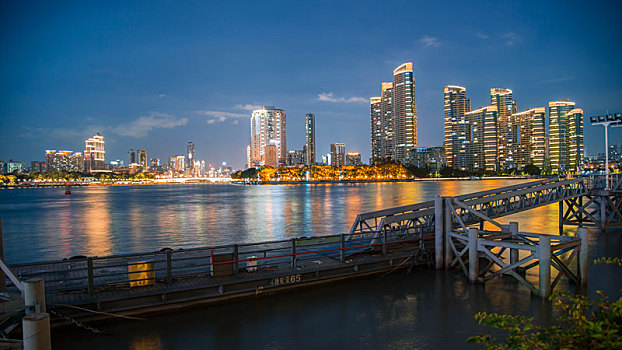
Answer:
186;142;195;171
370;97;382;161
370;62;417;164
305;113;315;165
567;108;584;172
84;133;106;173
249;106;287;167
513;108;546;170
490;88;518;169
45;150;84;172
463;106;498;172
138;149;148;170
548;100;576;173
330;143;346;167
128;149;137;165
392;62;417;163
444;86;471;167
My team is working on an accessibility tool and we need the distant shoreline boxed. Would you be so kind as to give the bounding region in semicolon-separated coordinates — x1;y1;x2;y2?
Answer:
0;175;549;189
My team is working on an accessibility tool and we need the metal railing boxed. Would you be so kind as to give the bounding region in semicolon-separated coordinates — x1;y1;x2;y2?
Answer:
7;229;431;296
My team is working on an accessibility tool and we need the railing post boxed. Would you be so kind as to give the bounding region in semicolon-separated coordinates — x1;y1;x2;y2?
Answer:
233;244;239;275
24;279;46;314
166;251;172;284
538;235;551;298
0;218;5;292
434;196;444;270
87;258;94;295
578;227;588;287
444;197;453;270
559;200;564;235
382;230;387;255
290;238;296;269
509;222;519;270
340;234;345;262
468;228;479;283
23;313;51;350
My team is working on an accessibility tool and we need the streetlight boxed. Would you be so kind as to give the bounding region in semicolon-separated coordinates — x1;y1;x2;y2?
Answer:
589;112;622;190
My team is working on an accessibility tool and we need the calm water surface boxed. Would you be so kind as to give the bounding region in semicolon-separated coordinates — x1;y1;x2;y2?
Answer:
1;180;620;350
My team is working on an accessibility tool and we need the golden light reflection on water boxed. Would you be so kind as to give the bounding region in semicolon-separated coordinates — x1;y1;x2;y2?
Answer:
130;334;162;350
83;189;112;256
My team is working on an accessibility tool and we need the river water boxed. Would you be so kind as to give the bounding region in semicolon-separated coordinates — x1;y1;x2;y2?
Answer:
1;180;620;349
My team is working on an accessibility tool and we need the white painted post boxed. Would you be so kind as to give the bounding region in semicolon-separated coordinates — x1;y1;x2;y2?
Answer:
434;196;444;270
468;228;479;283
578;227;588;287
22;313;51;350
24;279;45;314
444;198;453;270
538;236;551;298
509;222;519;269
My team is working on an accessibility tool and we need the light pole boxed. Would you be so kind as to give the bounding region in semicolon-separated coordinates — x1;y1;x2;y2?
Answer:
589;113;622;190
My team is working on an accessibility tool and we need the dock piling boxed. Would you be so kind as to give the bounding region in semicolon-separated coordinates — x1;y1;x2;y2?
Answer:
538;236;551;298
468;228;479;283
24;279;45;314
578;227;588;286
509;222;519;270
434;196;444;270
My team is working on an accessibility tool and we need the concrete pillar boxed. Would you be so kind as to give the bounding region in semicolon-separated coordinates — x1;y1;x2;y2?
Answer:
509;222;519;269
538;235;551;298
578;227;588;287
22;313;51;350
24;279;45;315
468;228;479;283
600;195;607;231
444;198;453;270
434;196;444;269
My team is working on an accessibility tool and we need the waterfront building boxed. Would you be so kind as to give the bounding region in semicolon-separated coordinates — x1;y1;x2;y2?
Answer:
30;161;44;173
463;106;498;172
514;108;546;170
249;106;287;167
45;150;84;173
0;161;4;174
567;108;584;172
264;144;278;168
410;147;446;172
287;150;305;166
548;100;576;173
370;62;418;164
392;62;417;163
444;86;471;168
370;97;383;161
84;133;107;173
150;158;160;168
5;160;24;174
305;113;315;165
330;143;346;167
139;149;148;170
443;85;471;167
187;142;195;172
128;149;137;165
490;88;518;169
346;152;362;166
168;155;185;175
110;160;124;168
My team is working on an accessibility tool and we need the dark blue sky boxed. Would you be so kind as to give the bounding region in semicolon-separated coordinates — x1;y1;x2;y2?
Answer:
1;0;621;169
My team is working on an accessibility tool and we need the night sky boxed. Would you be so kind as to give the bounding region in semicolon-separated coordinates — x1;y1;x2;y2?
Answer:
1;0;621;169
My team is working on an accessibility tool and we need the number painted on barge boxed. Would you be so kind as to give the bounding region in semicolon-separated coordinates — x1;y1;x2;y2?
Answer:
272;274;301;287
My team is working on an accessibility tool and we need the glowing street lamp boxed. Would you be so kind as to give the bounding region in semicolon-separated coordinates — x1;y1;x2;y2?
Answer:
589;113;622;190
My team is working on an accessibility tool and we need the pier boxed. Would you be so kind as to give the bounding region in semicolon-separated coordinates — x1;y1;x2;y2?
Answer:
0;175;620;344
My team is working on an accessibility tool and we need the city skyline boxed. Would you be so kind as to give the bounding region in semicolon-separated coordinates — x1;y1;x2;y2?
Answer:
1;1;621;168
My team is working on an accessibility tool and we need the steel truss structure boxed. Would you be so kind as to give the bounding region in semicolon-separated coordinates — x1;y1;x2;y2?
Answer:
562;174;622;231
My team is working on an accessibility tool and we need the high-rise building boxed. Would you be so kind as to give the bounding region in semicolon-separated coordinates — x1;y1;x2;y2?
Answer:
84;133;106;173
31;161;43;173
567;108;584;172
249;106;287;167
346;152;362;166
392;62;417;163
514;108;546;170
45;150;84;172
490;88;518;169
287;150;305;166
370;62;417;164
410;147;447;172
305;114;315;165
444;86;471;167
187;142;195;171
548;100;576;173
330;143;346;167
264;144;278;168
138;149;148;170
462;106;498;172
370;97;383;161
128;149;137;165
